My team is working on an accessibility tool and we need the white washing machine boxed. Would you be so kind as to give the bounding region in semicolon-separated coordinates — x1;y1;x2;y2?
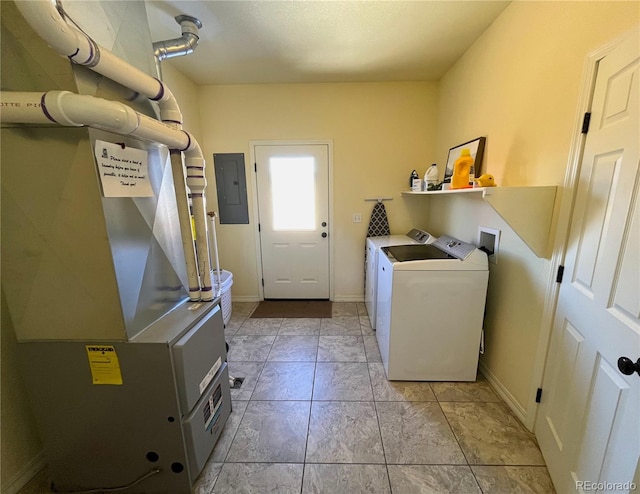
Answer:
376;235;488;381
365;229;435;329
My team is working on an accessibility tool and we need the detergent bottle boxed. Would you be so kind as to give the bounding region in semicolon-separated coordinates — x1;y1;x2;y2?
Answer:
451;148;474;189
424;164;439;190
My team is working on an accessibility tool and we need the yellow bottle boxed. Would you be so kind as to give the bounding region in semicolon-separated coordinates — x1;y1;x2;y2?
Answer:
451;148;474;189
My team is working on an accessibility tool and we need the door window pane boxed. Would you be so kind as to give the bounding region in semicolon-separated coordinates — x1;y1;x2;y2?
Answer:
269;157;315;230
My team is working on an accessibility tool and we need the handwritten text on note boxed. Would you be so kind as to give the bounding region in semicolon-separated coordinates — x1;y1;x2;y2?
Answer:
94;140;153;197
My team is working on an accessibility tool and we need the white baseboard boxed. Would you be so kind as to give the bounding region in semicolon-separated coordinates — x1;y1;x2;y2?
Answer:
2;452;46;494
332;296;365;303
231;295;365;303
479;361;530;431
231;295;260;303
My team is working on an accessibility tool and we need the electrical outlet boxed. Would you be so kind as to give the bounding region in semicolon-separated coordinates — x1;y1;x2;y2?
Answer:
352;213;362;223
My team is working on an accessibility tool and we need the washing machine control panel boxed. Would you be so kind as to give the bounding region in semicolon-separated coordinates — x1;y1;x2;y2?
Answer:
434;235;476;260
406;228;434;244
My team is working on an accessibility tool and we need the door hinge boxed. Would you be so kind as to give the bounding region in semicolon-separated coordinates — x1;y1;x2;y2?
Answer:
556;265;565;283
581;112;591;134
258;223;261;232
535;388;543;403
254;162;257;172
261;278;264;287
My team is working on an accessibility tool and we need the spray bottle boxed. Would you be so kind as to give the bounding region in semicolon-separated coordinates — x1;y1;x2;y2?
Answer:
410;170;421;191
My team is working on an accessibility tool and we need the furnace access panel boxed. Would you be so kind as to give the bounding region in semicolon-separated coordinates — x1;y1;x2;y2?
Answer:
19;300;230;493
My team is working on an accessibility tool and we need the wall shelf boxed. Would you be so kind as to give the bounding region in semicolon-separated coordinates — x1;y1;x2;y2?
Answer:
402;186;558;258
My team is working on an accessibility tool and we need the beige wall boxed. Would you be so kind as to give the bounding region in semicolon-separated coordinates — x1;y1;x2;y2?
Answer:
1;294;43;492
436;1;639;188
196;82;438;300
162;63;203;145
433;1;639;422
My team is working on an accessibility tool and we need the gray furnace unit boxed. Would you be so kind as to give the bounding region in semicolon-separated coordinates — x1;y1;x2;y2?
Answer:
19;302;231;493
1;2;231;492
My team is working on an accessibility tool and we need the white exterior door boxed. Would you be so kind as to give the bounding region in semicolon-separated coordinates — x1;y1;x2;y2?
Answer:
254;143;330;299
536;32;640;493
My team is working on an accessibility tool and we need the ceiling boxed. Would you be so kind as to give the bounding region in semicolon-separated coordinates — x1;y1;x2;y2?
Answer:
145;1;510;85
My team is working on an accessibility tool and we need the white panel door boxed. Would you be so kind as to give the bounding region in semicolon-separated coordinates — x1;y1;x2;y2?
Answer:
255;144;330;299
536;32;640;493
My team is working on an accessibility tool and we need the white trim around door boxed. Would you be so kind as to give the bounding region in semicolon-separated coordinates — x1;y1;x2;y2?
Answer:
527;28;640;433
249;140;334;301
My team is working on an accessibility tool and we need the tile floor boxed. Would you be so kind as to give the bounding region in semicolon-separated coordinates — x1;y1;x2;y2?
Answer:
192;302;556;494
18;302;556;494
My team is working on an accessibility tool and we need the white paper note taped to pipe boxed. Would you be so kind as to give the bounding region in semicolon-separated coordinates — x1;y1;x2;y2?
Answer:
94;140;153;197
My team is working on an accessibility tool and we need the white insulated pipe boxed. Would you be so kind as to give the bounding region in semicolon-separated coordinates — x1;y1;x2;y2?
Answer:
0;90;207;301
2;91;192;150
207;212;223;298
2;91;140;132
185;146;213;301
170;152;201;301
182;138;213;301
13;0;215;301
14;0;182;124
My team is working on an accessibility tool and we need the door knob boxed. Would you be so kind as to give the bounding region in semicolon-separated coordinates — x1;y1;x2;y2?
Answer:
321;232;327;238
617;356;640;376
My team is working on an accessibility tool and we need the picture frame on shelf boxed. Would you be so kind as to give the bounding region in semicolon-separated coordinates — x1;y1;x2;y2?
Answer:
443;137;486;183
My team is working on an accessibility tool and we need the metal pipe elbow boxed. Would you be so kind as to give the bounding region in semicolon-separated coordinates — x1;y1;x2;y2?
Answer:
152;15;202;62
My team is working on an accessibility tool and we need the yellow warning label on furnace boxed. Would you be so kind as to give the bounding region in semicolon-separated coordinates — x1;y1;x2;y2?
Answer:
86;345;123;385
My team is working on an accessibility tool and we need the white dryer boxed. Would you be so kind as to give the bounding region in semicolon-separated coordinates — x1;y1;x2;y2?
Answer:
365;229;435;328
376;235;488;381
